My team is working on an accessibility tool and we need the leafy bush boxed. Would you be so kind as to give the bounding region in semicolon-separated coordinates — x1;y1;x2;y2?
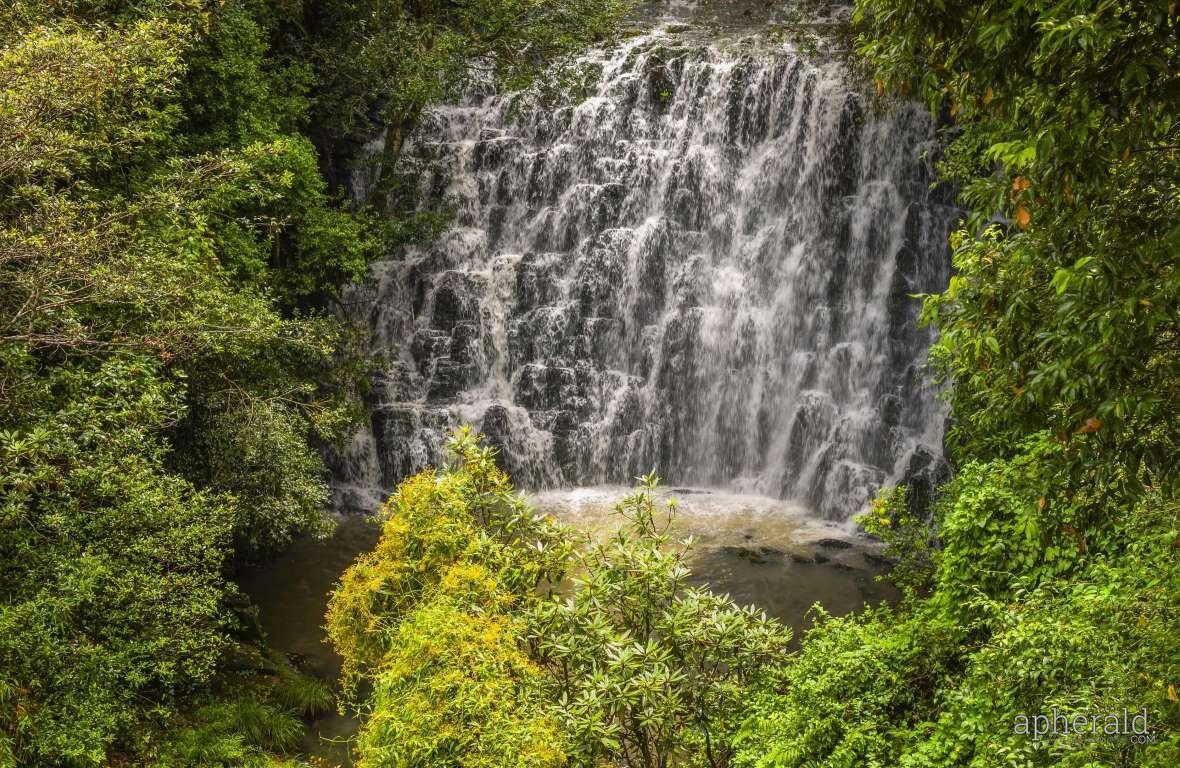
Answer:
735;508;1180;767
328;435;792;768
734;604;964;768
0;357;233;765
357;574;568;768
326;427;572;696
731;2;1180;767
932;434;1092;616
526;476;792;768
857;485;939;596
906;498;1180;767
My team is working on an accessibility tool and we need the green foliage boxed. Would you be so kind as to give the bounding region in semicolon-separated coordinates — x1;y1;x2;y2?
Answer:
268;658;335;719
357;574;568;768
328;430;575;767
177;392;336;558
190;698;303;756
152;654;333;768
180;1;312;152
0;355;233;766
734;3;1180;767
733;604;964;768
853;0;1179;594
739;497;1180;768
187;132;381;310
856;0;1179;492
857;485;938;597
0;12;187;186
931;434;1101;614
0;6;354;566
330;437;791;768
327;427;572;699
1;0;621;764
307;0;629;191
526;476;792;768
905;496;1180;767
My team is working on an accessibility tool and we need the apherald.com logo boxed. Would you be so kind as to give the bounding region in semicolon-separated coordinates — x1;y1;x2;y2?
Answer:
1014;708;1157;743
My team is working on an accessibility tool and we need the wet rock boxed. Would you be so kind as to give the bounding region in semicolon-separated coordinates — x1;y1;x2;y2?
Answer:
808;458;887;520
643;52;676;113
826;94;863;199
372;405;446;486
431;271;481;331
427;358;472;400
550;410;583;475
788;551;831;565
900;444;951;522
877;392;903;427
219;643;275;674
411;329;450;372
720;545;784;565
480;404;512;450
473;135;522;168
449;322;483;365
515;252;563;310
371;362;420;403
783;391;837;478
815;538;853;550
576;233;630;317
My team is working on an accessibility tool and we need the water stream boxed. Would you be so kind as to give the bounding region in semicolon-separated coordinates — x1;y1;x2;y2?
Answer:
245;4;956;763
332;18;955;521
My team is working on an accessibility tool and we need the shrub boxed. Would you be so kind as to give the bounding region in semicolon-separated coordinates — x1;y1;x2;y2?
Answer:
526;476;793;768
356;572;568;768
326;427;571;696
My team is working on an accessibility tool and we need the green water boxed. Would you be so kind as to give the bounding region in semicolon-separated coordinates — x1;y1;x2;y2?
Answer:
237;516;379;766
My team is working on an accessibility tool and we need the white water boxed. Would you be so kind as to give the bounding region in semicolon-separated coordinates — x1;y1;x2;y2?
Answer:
332;22;956;520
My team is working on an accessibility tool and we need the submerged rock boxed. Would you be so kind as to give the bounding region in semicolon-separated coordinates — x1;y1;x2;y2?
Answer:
720;545;787;565
788;550;831;565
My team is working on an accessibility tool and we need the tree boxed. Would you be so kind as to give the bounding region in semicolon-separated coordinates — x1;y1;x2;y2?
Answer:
304;0;628;193
527;477;792;768
735;3;1180;766
329;435;791;768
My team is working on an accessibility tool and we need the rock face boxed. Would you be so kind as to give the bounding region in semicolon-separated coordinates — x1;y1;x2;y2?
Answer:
899;443;953;522
331;27;957;520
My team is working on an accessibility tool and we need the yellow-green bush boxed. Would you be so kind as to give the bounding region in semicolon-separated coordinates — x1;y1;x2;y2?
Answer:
355;569;567;768
326;428;571;697
331;446;793;768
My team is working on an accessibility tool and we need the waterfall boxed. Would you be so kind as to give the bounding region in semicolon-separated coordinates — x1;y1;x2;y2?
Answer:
331;24;958;520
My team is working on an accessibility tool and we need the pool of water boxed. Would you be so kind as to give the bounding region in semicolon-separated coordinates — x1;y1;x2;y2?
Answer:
528;486;898;640
237;516;379;766
239;486;895;765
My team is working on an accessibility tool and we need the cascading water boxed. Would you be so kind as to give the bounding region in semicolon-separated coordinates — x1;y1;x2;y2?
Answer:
332;20;958;520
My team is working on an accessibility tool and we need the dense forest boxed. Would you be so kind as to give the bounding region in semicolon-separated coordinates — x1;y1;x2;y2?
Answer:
1;1;1177;767
0;0;622;764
